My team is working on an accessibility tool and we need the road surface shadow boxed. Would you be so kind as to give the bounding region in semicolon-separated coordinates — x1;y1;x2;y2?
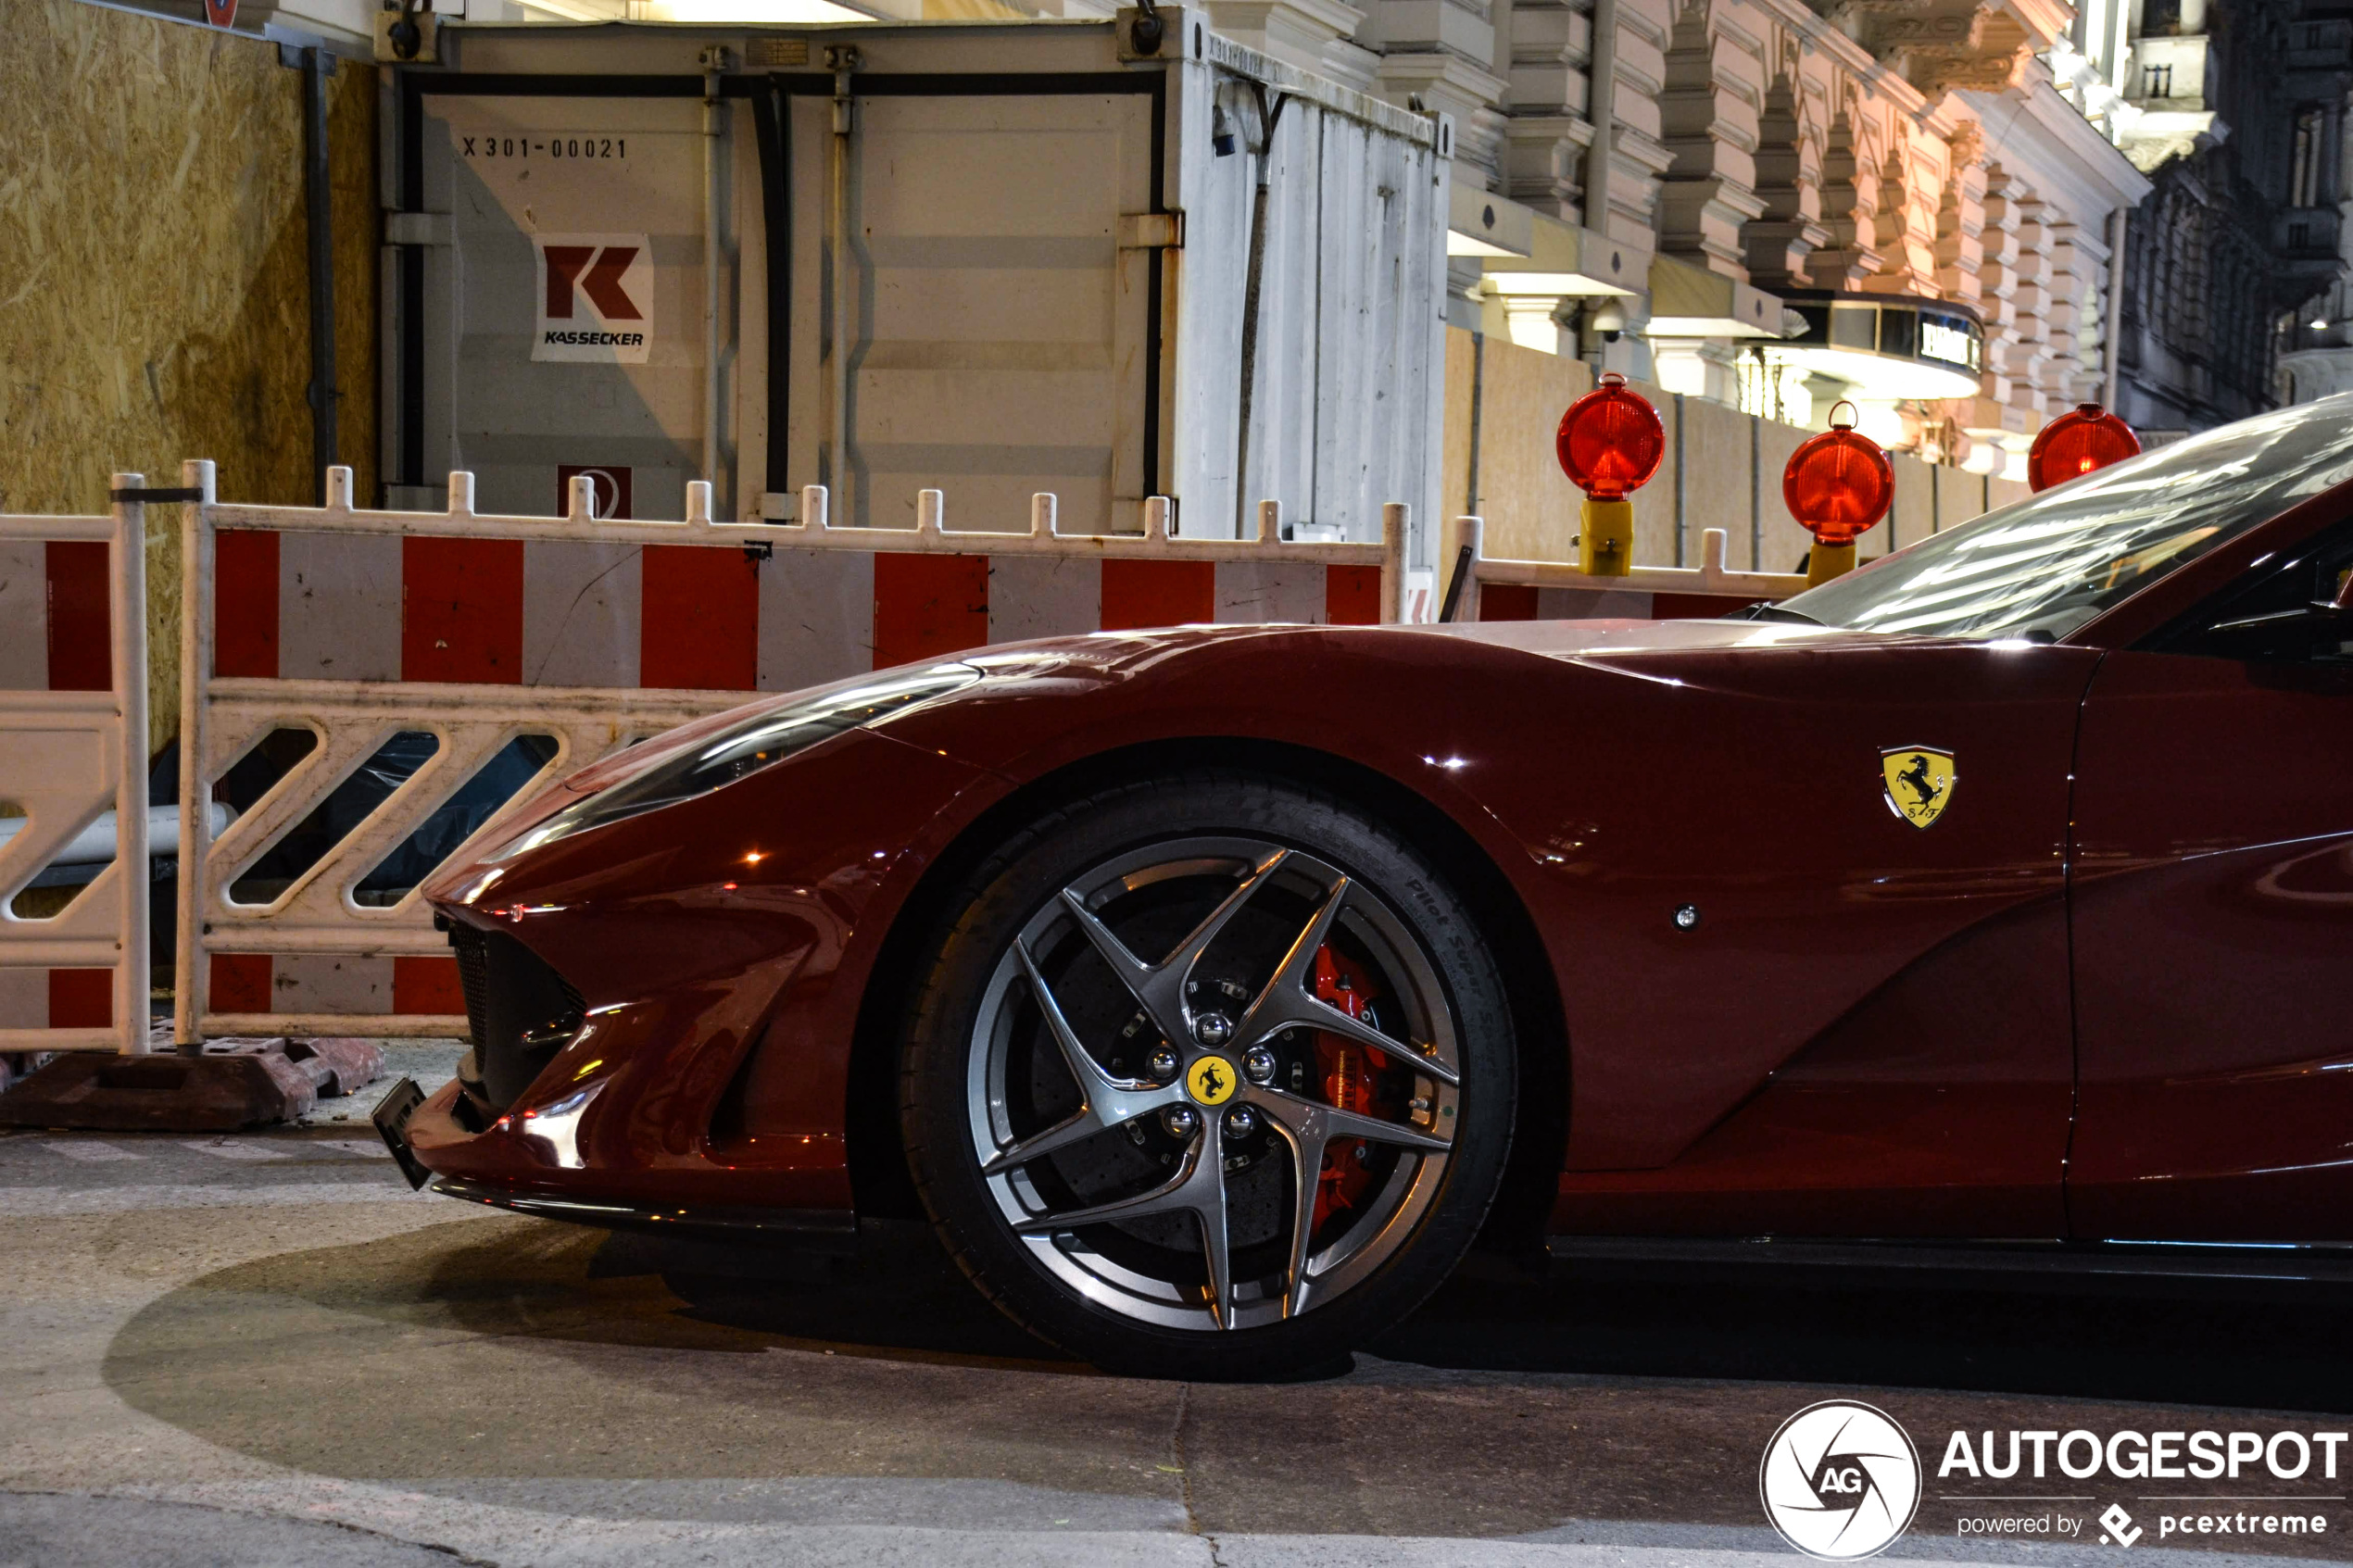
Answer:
1376;1251;2353;1412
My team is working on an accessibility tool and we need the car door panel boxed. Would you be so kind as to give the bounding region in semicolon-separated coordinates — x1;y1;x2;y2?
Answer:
1534;641;2095;1236
2070;649;2353;1239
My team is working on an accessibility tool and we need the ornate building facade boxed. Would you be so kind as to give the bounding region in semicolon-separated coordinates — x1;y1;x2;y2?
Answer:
1193;0;2160;474
2107;0;2353;433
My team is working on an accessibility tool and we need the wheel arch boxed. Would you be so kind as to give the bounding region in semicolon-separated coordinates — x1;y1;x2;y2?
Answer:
842;737;1568;1255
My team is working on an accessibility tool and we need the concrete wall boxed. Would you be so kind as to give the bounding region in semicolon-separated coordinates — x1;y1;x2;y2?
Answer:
0;0;377;751
1441;327;2013;571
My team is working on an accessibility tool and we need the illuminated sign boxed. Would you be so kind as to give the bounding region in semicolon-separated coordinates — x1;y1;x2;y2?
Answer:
1919;316;1982;371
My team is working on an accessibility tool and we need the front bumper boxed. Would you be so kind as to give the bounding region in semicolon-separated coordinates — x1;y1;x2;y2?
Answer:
384;1072;859;1237
394;728;1000;1224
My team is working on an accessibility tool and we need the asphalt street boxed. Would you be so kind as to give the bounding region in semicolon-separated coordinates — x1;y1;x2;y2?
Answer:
4;1057;2351;1567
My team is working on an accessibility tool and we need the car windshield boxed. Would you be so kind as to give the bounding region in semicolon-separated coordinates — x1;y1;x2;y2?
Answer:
1776;394;2353;641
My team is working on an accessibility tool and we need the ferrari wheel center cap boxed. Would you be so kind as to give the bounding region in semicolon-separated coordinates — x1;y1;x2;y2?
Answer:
1186;1054;1239;1107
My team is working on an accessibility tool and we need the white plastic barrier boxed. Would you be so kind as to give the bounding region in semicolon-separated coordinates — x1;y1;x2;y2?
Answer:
173;462;1413;1042
1435;515;1807;624
0;479;151;1053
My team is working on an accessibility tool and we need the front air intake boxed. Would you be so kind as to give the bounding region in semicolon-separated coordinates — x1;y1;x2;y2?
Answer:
444;922;585;1114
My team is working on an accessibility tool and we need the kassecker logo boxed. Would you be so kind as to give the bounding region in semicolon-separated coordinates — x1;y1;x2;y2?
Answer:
533;232;651;364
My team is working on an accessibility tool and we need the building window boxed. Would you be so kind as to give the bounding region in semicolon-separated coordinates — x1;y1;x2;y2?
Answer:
2144;63;2173;98
2292;220;2314;249
2292;108;2327;206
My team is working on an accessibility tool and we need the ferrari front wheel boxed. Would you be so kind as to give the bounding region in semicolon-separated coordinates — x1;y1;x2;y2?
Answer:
900;773;1516;1380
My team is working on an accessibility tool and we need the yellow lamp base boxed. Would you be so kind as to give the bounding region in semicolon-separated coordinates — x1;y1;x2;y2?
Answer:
1579;498;1635;577
1806;541;1856;587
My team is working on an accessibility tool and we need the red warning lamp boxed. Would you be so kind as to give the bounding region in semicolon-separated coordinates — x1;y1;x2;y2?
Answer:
1555;372;1665;575
1783;401;1894;586
2027;403;2141;493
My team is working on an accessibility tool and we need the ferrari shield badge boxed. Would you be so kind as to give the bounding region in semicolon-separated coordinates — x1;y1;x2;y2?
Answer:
1881;746;1957;829
1188;1055;1239;1107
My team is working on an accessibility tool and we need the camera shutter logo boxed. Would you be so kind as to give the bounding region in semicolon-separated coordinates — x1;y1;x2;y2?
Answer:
1759;1400;1922;1560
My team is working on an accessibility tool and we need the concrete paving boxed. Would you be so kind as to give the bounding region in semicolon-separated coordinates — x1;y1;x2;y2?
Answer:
3;1105;2351;1567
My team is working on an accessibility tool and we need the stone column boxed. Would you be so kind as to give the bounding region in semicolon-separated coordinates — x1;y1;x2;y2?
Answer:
1588;0;1678;247
1861;128;1939;295
1201;0;1373;84
1742;37;1828;287
1367;0;1512;185
1655;0;1767;277
2005;193;2053;420
2041;213;2091;403
1933;121;1987;314
1974;164;2026;412
1503;0;1599;218
1808;86;1887;288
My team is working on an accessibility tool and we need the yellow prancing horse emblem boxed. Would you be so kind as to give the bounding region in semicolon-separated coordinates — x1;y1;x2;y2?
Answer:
1881;746;1957;829
1187;1054;1239;1107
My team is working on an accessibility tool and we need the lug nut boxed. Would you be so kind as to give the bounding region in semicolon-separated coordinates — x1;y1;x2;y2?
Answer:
1243;1046;1277;1084
1223;1106;1257;1139
1192;1011;1234;1047
1147;1047;1180;1081
1160;1105;1201;1139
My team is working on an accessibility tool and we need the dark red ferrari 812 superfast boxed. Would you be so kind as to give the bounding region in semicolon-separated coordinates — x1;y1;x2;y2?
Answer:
382;397;2353;1378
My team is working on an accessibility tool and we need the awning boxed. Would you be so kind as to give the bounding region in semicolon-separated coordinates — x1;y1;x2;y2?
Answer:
1641;253;1797;339
1470;199;1642;297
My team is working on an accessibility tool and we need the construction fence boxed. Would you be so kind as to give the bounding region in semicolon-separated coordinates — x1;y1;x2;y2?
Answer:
3;456;1817;1051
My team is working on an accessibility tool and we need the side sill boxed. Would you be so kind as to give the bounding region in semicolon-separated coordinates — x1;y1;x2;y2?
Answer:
1544;1235;2353;1292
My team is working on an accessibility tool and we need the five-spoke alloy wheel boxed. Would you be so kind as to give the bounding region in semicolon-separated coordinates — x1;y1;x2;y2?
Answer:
902;773;1516;1379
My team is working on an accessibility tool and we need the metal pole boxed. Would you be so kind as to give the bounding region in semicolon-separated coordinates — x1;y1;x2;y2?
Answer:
1465;330;1484;519
109;476;150;1054
1580;0;1619;238
2101;206;2129;409
828;48;860;521
702;54;725;502
1234;84;1288;538
302;48;337;504
173;460;215;1050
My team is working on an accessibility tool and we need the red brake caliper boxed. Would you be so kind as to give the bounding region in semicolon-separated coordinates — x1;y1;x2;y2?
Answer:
1311;945;1397;1233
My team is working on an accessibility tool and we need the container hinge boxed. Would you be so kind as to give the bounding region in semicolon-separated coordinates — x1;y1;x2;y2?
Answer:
384;211;453;246
1117;211;1184;249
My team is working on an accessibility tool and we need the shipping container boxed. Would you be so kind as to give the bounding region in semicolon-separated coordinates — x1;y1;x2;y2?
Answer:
381;11;1451;579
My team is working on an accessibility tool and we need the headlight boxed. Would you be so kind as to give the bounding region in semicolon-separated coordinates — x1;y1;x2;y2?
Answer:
490;662;981;859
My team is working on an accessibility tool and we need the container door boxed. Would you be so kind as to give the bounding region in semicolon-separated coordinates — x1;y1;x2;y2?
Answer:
784;86;1156;533
413;93;729;522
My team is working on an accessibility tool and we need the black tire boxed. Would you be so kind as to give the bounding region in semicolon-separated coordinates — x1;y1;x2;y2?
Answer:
900;771;1516;1380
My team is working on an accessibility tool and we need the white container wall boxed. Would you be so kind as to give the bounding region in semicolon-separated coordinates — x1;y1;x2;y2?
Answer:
382;13;1450;573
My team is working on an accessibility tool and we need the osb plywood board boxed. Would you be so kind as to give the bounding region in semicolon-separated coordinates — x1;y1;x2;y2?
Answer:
1889;451;1932;553
1473;337;1590;562
1441;326;1474;527
1935;464;1986;533
0;0;376;751
1755;417;1812;577
1680;396;1753;570
1623;375;1675;570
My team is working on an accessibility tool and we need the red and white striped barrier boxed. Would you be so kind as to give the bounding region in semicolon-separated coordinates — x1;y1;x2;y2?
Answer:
0;480;151;1052
1436;516;1806;624
173;462;1410;1041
